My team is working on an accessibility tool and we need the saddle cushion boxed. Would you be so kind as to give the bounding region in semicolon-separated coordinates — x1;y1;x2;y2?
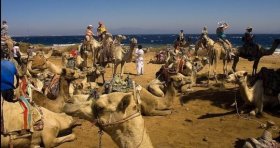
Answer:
3;97;42;134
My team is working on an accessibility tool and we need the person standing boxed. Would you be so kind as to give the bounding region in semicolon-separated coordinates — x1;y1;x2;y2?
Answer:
97;21;107;41
1;47;19;102
12;42;21;65
135;45;144;75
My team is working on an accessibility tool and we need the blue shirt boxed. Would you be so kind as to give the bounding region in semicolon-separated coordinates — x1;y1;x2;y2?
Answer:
216;27;226;39
1;60;17;91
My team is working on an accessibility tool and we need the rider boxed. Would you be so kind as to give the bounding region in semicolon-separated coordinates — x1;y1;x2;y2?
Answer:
1;46;19;102
216;22;232;58
1;20;8;38
200;26;208;49
85;25;94;42
97;21;107;41
242;26;256;59
179;30;185;43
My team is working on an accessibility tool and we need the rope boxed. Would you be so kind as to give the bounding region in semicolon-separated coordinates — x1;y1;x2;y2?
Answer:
233;84;279;131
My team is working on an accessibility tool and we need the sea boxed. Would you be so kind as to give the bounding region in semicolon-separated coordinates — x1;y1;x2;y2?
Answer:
12;34;280;53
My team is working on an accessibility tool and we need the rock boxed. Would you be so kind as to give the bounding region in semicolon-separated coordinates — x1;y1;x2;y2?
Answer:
249;110;256;116
184;118;193;123
202;136;208;142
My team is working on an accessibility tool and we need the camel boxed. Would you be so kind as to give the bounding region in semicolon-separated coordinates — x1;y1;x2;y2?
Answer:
94;92;154;148
80;37;102;67
64;92;153;148
111;36;137;77
200;35;233;82
65;76;176;117
1;98;77;148
231;39;280;76
226;71;280;115
27;50;61;76
32;68;82;113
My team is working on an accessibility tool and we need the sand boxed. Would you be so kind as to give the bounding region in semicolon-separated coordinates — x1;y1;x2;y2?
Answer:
48;52;280;148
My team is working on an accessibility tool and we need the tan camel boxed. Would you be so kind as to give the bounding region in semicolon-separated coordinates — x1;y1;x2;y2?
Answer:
201;35;232;82
32;68;81;113
232;39;280;75
65;78;176;117
27;50;62;76
112;36;137;77
1;99;77;148
94;92;154;148
227;71;280;115
80;37;102;67
1;37;14;50
64;92;153;147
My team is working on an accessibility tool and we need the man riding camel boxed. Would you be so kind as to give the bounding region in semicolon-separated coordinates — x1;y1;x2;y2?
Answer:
199;26;209;49
216;21;232;59
242;26;256;60
97;21;107;41
1;21;9;38
85;24;94;42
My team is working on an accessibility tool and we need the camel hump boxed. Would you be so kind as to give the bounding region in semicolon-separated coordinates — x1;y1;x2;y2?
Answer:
258;67;280;96
2;97;43;134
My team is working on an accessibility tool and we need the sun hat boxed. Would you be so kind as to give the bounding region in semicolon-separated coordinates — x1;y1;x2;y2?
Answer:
88;25;93;28
246;26;253;30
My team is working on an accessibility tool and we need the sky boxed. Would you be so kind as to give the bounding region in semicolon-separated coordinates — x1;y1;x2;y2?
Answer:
2;0;280;36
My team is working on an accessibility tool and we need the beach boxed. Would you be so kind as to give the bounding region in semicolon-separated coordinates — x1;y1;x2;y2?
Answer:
46;51;280;148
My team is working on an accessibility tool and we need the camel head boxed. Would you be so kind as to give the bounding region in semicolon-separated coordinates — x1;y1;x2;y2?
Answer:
93;92;139;129
61;68;84;81
169;73;191;89
114;35;127;44
64;95;95;122
226;71;248;83
130;37;138;46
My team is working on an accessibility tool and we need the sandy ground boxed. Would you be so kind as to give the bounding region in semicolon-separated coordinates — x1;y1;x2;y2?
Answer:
48;52;280;148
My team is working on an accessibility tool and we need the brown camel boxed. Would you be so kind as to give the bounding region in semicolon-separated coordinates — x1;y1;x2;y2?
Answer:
232;39;280;75
32;68;81;113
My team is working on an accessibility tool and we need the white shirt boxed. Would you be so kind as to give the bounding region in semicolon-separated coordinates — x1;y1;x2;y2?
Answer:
135;48;144;61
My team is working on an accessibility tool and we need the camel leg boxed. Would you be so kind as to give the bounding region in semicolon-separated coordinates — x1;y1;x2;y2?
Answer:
113;63;118;77
232;56;239;72
147;109;172;116
42;128;76;148
120;62;126;78
213;54;218;83
223;59;228;76
252;59;260;76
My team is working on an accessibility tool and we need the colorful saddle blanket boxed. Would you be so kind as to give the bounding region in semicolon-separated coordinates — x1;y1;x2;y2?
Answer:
2;97;43;134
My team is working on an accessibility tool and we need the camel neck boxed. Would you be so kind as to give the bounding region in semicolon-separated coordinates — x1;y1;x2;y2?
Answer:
58;76;71;102
104;116;153;148
239;77;254;103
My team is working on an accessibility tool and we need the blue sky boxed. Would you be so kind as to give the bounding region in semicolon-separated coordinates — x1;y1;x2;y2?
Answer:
2;0;280;36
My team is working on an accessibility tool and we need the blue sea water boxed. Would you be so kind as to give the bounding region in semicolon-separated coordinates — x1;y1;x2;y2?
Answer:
12;34;280;51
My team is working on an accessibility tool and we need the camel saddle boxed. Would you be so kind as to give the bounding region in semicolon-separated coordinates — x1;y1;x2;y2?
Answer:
258;67;280;96
44;74;60;100
2;96;43;135
104;75;133;94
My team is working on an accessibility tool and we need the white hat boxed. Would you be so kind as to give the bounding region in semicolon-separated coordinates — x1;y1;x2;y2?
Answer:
88;25;93;28
218;22;224;28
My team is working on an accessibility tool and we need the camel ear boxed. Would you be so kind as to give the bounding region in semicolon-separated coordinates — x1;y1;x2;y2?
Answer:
117;94;131;113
